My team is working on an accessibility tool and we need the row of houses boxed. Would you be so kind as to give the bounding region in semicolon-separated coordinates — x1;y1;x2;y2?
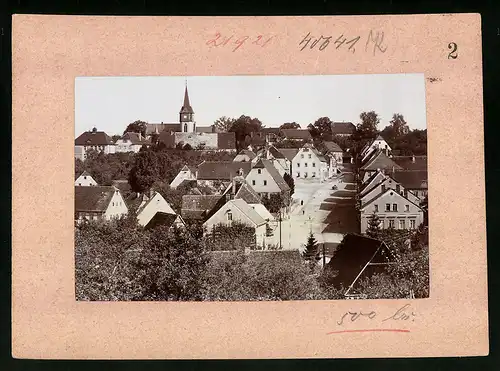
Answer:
357;135;428;233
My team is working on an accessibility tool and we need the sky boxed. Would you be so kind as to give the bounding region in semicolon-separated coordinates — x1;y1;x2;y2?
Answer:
75;74;426;137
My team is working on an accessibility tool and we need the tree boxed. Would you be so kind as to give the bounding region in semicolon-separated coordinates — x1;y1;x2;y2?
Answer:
213;116;236;132
261;193;284;214
128;151;160;193
390;113;410;138
357;111;380;139
229;115;264;151
124;120;148;137
111;134;121;142
308;117;333;141
280;122;301;129
75;158;85;178
283;172;295;196
366;212;382;238
302;231;320;262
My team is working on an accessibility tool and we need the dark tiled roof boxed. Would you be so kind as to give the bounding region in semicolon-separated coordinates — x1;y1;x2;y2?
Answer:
280;129;312;140
361;150;403;171
217;132;237;149
392;156;427;171
74;186;116;212
268;146;286;159
197;161;252;180
144;212;179;230
181;194;222;220
146;123;180;135
277;148;299;162
235;182;262;204
75;130;114;146
236;149;257;160
325;234;393;291
196;126;214;133
121;132;151;145
331;122;356;135
322;141;343;153
261;128;281;135
253;159;290;192
157;131;176;148
390;170;428;190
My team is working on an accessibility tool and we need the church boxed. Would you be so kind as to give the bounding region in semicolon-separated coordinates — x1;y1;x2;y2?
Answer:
145;83;236;151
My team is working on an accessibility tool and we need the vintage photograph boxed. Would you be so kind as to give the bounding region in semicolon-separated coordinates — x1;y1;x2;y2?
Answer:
74;74;429;301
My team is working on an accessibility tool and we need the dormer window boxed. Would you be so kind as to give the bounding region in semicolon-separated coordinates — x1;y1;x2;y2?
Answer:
258;169;262;174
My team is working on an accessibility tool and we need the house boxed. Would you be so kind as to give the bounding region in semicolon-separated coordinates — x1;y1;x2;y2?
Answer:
390;170;428;199
265;146;291;177
320;141;344;177
245;158;291;200
324;234;395;298
331;122;356;137
74;127;115;161
280;129;312;142
133;191;182;229
361;135;392;162
75;171;98;187
360;150;403;182
203;199;267;248
359;173;421;206
114;132;151;153
233;149;257;163
170;165;198;188
181;194;223;221
196;161;252;191
261;128;281;143
360;187;424;233
74;186;128;223
291;143;329;180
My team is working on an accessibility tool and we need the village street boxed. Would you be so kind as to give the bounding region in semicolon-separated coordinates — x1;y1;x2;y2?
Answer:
265;169;359;254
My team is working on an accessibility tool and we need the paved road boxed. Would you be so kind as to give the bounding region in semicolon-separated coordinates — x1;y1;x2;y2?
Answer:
266;171;359;253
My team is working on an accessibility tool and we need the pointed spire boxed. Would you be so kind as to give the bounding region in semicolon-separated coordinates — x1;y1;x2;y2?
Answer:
180;80;194;114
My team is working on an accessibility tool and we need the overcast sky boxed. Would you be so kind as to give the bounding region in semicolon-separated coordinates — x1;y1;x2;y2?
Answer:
75;74;426;137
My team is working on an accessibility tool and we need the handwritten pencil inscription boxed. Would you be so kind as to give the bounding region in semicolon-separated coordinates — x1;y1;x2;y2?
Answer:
299;30;387;55
206;32;274;52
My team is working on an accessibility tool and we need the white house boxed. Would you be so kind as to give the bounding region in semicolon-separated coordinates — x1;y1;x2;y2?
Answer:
170;165;198;188
75;171;98;187
265;146;291;177
360;188;424;233
74;186;128;223
203;199;267;248
359;173;421;206
74;127;116;161
291;143;329;180
135;191;180;228
114;132;150;153
361;135;392;163
245;158;290;199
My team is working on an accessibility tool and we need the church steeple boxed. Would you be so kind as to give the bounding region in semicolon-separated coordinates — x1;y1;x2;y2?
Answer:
180;82;194;116
180;80;195;132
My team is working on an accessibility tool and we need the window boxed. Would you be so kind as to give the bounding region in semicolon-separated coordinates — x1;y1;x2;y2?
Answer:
405;205;410;212
381;184;386;192
399;220;405;229
389;219;395;228
308;154;312;159
396;184;401;193
301;154;304;158
263;180;267;186
410;219;416;229
112;202;115;206
374;205;379;212
78;183;81;186
312;163;316;167
252;180;256;186
258;169;262;174
385;203;391;211
227;212;232;221
84;176;87;180
184;123;188;132
297;172;300;177
297;163;300;167
304;163;308;167
312;172;316;177
392;203;398;212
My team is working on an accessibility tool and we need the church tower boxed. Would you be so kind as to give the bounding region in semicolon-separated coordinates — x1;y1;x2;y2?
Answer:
179;82;195;133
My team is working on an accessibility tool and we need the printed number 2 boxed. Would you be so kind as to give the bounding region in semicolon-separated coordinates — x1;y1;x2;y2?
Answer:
448;42;458;59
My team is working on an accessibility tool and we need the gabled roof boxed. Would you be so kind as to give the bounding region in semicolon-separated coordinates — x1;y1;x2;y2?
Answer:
75;129;114;146
197;161;252;180
225;199;266;227
277;148;300;162
235;182;262;204
375;134;385;141
361;150;403;171
76;170;93;180
322;141;343;153
268;146;286;159
144;212;180;230
217;132;237;149
325;234;393;291
252;159;290;192
331;122;356;135
180;85;194;114
74;186;117;212
235;149;257;160
280;129;312;140
390;170;428;190
146;123;180;135
181;194;222;220
392;156;427;171
361;187;423;211
261;127;281;135
136;191;176;216
120;132;151;145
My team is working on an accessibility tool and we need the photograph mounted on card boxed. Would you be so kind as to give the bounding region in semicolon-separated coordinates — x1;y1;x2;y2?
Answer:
12;14;487;359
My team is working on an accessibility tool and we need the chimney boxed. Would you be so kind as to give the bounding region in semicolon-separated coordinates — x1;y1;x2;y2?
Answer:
381;184;386;193
231;177;237;197
412;155;416;163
